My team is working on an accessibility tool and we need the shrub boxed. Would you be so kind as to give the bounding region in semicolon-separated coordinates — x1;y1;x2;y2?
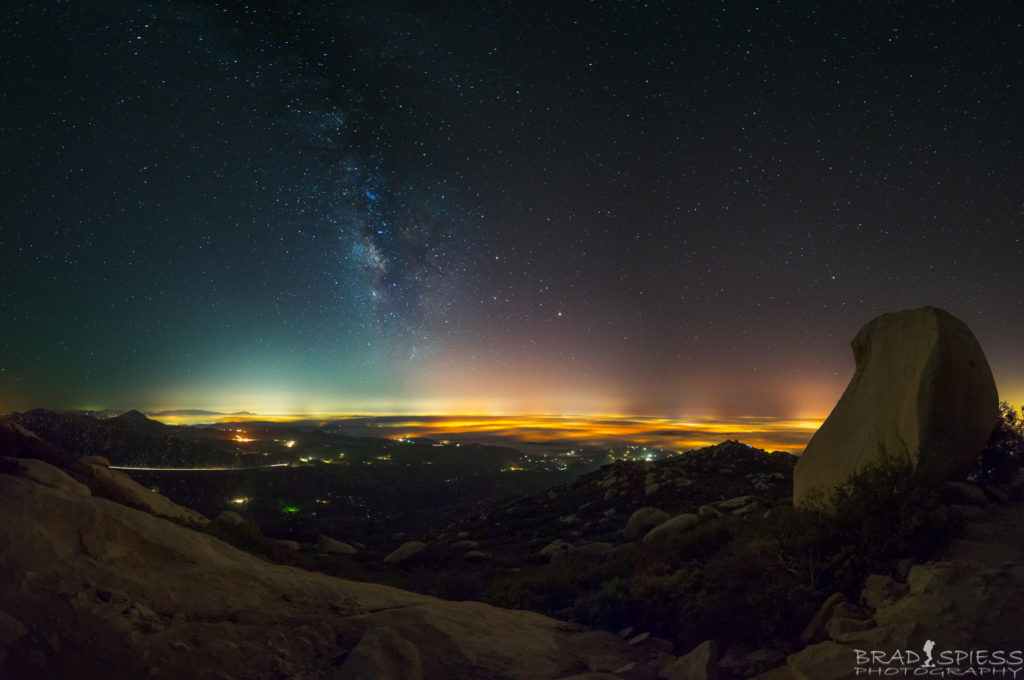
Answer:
977;401;1024;486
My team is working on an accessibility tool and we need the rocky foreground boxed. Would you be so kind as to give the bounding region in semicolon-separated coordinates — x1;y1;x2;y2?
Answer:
0;431;641;679
3;415;1024;680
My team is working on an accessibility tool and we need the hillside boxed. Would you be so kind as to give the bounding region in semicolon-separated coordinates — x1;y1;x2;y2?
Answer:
3;405;1024;679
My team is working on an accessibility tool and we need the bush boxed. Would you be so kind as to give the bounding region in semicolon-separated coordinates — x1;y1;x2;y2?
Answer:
486;434;1004;651
978;401;1024;485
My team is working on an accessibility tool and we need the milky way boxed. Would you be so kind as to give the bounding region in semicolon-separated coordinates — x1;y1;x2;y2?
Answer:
1;1;1022;416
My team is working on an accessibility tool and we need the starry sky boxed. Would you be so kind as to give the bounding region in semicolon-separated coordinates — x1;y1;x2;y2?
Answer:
1;1;1022;421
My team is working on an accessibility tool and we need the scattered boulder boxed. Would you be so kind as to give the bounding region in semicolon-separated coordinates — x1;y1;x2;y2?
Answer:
623;507;670;541
782;641;853;680
794;307;998;506
799;592;846;644
720;647;785;678
643;513;699;544
697;505;722;520
613;661;659;679
860;574;908;610
716;496;754;510
540;539;572;557
826;614;875;639
385;540;426;564
79;455;110;468
450;539;480;551
215;510;247;527
731;501;762;516
318;535;357;554
569;542;614;558
338;627;423;680
660;639;718;680
462;550;490;562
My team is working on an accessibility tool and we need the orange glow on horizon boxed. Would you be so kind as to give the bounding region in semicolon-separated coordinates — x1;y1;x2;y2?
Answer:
142;410;826;454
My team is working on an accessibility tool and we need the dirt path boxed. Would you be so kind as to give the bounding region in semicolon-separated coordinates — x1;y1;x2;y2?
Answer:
944;501;1024;566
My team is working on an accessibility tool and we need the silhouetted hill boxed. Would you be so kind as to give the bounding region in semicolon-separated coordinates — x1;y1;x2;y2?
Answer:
9;409;236;467
108;409;169;435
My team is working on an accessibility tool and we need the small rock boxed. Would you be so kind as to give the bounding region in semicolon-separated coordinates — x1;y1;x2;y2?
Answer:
860;575;907;610
716;495;754;510
732;501;762;516
785;640;853;680
318;535;357;554
97;588;130;604
697;505;722;519
568;542;613;558
384;541;426;564
540;540;572;557
269;539;300;551
613;661;658;680
628;632;651;646
338;627;423;680
642;513;699;544
216;510;247;527
943;481;988;506
800;592;846;644
660;639;718;680
827;616;875;638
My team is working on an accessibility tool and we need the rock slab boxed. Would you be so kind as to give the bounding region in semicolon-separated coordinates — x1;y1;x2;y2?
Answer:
794;307;998;505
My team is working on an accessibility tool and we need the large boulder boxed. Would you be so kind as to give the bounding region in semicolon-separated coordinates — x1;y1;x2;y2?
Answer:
794;307;998;506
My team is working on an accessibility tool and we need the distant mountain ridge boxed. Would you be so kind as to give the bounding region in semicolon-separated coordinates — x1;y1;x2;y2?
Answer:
8;409;235;467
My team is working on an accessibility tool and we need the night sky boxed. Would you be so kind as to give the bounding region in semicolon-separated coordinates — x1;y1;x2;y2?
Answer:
2;1;1022;421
